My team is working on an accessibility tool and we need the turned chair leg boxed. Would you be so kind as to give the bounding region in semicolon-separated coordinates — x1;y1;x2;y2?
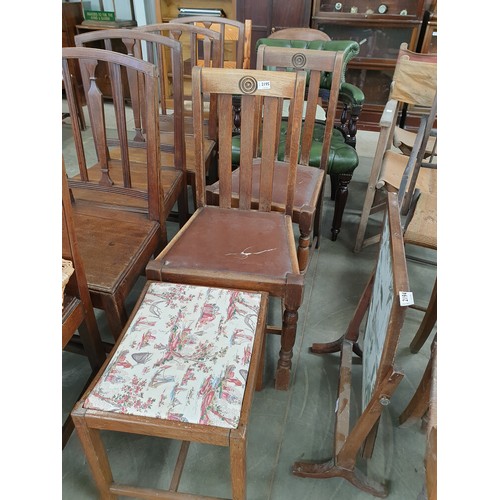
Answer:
297;230;310;273
275;307;299;391
331;173;352;241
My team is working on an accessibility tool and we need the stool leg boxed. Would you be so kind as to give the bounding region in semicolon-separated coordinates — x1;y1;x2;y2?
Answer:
229;431;247;500
73;410;116;500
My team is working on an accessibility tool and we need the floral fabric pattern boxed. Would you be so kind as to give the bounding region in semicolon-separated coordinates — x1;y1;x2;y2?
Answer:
84;282;263;429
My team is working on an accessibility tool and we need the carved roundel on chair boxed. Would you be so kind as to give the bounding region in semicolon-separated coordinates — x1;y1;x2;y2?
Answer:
239;75;258;94
291;52;307;68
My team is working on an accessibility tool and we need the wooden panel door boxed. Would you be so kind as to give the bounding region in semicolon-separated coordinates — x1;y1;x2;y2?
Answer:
237;0;312;68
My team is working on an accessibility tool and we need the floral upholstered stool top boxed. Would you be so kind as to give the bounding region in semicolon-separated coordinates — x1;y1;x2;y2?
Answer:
72;280;269;500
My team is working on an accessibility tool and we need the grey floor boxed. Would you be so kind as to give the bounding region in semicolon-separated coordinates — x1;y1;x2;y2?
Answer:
62;104;437;499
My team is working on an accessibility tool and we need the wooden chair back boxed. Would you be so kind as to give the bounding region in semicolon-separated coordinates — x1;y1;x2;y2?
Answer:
191;66;306;216
268;27;331;42
255;44;344;171
73;29;187;152
293;192;410;496
172;17;252;69
391;42;437;108
135;22;223;129
63;45;171;238
138;22;223;67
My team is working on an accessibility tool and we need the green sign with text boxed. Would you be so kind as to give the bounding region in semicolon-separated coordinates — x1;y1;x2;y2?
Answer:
84;10;116;22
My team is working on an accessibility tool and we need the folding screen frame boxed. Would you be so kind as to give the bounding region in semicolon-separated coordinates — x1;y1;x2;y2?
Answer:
293;191;410;497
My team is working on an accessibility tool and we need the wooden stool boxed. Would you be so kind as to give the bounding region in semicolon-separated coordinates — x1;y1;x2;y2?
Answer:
72;281;268;500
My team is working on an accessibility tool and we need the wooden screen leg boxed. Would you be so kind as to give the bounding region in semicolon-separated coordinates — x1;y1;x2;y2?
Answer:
229;431;247;500
292;460;388;498
72;407;117;500
310;272;375;356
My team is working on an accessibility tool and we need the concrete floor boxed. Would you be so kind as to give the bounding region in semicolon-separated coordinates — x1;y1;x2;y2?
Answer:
62;105;437;499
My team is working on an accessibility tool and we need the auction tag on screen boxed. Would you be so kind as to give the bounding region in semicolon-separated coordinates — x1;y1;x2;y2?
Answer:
399;291;414;306
257;80;271;90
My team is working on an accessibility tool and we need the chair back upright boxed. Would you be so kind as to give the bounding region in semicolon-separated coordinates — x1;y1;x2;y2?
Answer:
256;45;344;172
192;66;306;215
62;46;167;231
135;22;222;139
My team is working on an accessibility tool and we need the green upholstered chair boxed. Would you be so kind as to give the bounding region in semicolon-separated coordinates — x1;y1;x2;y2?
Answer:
231;37;363;241
257;34;364;149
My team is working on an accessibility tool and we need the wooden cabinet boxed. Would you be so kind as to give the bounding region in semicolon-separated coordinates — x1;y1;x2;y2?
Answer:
236;0;313;68
154;0;237;22
153;1;240;103
62;2;84;98
418;1;437;55
62;2;84;48
63;1;87;129
311;0;432;129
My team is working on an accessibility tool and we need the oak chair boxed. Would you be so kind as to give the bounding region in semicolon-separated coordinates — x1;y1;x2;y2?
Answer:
146;66;306;390
73;29;191;221
293;192;410;497
247;36;362;241
354;43;437;253
208;45;344;272
62;46;168;340
72;281;269;500
62;160;106;448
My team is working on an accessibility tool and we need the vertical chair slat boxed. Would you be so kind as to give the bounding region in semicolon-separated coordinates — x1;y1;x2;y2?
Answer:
217;93;234;209
62;59;88;180
259;96;279;212
123;38;145;143
192;66;206;209
108;61;132;188
285;71;306;216
238;95;256;210
299;70;321;166
83;59;113;187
